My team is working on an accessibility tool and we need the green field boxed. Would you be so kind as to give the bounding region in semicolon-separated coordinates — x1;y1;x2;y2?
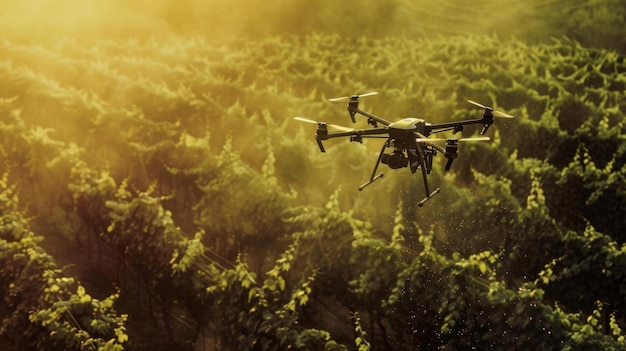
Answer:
1;1;626;350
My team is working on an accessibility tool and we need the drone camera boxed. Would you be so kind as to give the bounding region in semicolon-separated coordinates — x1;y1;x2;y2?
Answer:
381;151;408;169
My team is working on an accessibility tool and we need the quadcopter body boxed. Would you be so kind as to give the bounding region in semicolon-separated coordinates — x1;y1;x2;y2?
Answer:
295;92;514;206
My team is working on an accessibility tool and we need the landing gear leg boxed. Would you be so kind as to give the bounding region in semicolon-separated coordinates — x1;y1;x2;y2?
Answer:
418;188;441;207
415;145;440;207
359;144;387;191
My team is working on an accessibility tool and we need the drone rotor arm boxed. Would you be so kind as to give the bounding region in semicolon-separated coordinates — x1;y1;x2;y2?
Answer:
349;108;391;126
323;127;389;140
428;118;485;135
316;128;388;151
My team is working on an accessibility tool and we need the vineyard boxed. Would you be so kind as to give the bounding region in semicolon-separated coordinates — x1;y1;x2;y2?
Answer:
1;2;626;350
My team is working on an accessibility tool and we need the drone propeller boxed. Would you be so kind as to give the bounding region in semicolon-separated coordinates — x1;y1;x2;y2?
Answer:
328;91;379;102
293;117;354;133
416;137;445;143
415;137;446;150
467;100;514;118
293;116;319;124
413;132;445;149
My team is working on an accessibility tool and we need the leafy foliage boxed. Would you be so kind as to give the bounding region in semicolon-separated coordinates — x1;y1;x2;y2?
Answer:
0;172;127;350
1;30;625;349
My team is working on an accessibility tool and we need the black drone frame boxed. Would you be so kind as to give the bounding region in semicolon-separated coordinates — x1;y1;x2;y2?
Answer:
297;93;513;206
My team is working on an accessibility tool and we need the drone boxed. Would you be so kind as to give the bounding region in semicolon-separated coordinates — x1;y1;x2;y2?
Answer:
294;92;514;206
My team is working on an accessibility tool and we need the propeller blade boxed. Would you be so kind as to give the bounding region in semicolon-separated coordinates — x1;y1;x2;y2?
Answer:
327;124;354;133
467;99;488;110
467;100;514;118
416;137;445;143
415;132;444;144
293;116;319;125
356;91;379;98
293;117;353;132
328;97;347;102
492;110;515;119
329;91;379;102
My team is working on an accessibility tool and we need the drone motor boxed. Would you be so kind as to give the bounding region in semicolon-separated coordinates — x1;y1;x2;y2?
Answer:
444;139;459;171
444;139;459;159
